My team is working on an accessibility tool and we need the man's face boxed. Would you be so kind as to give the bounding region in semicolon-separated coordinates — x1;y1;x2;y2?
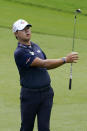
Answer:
15;26;31;42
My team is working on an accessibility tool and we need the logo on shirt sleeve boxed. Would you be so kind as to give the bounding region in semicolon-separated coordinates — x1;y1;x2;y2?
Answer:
26;58;30;64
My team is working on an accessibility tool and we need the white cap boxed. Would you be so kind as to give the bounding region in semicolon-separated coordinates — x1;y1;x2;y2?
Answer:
12;19;32;32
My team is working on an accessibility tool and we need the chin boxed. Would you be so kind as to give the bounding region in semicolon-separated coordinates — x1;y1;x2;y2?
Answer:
26;36;31;40
25;38;30;42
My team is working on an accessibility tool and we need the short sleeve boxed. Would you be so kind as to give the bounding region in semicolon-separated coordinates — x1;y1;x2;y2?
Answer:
42;50;47;59
14;50;36;68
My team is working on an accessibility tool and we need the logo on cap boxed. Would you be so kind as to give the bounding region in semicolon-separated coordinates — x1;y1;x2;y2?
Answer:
21;21;25;24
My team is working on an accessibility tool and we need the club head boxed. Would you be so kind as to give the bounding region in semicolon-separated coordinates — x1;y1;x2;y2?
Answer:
76;9;81;13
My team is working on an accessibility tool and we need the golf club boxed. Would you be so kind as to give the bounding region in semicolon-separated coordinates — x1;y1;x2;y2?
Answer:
69;9;81;90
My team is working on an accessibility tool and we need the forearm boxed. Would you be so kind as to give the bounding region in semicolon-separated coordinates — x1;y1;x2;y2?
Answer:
42;58;65;69
31;57;66;69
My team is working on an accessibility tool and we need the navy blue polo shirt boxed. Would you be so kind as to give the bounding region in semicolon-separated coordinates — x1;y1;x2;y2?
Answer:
14;41;51;89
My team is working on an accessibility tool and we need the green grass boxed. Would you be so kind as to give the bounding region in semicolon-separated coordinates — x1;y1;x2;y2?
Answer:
0;0;87;39
0;28;87;131
0;0;87;131
4;0;87;14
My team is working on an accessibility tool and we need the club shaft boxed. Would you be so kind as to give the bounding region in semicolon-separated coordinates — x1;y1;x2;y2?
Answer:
72;15;76;51
69;14;77;90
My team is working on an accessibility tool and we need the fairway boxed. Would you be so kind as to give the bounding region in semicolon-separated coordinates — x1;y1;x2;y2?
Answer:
0;0;87;131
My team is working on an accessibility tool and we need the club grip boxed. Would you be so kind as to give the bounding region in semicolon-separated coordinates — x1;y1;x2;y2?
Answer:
69;78;72;90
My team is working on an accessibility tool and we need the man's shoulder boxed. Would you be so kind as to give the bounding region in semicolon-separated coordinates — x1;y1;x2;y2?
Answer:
14;46;24;57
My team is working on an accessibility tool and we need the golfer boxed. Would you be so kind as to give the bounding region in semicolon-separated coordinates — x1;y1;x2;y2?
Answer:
13;19;78;131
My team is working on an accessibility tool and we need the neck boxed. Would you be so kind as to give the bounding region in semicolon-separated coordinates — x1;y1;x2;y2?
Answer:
19;40;31;46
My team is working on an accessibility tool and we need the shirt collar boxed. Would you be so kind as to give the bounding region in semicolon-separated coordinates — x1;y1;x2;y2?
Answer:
18;42;32;49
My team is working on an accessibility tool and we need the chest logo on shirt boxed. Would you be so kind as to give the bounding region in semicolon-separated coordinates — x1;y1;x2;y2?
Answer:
37;50;41;53
29;51;34;55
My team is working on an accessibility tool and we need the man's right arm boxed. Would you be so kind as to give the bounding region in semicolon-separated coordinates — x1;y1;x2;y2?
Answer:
30;52;78;70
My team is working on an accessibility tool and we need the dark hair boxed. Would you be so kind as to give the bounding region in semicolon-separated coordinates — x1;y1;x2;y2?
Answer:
16;36;18;40
15;30;18;40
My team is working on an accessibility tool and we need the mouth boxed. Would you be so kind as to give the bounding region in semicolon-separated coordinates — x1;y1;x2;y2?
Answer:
26;34;30;37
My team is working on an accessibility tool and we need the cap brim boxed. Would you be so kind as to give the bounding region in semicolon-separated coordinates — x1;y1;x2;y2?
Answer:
18;24;32;31
27;24;32;27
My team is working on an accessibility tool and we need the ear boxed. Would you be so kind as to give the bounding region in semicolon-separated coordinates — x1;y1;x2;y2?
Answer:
14;31;18;40
14;31;18;37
